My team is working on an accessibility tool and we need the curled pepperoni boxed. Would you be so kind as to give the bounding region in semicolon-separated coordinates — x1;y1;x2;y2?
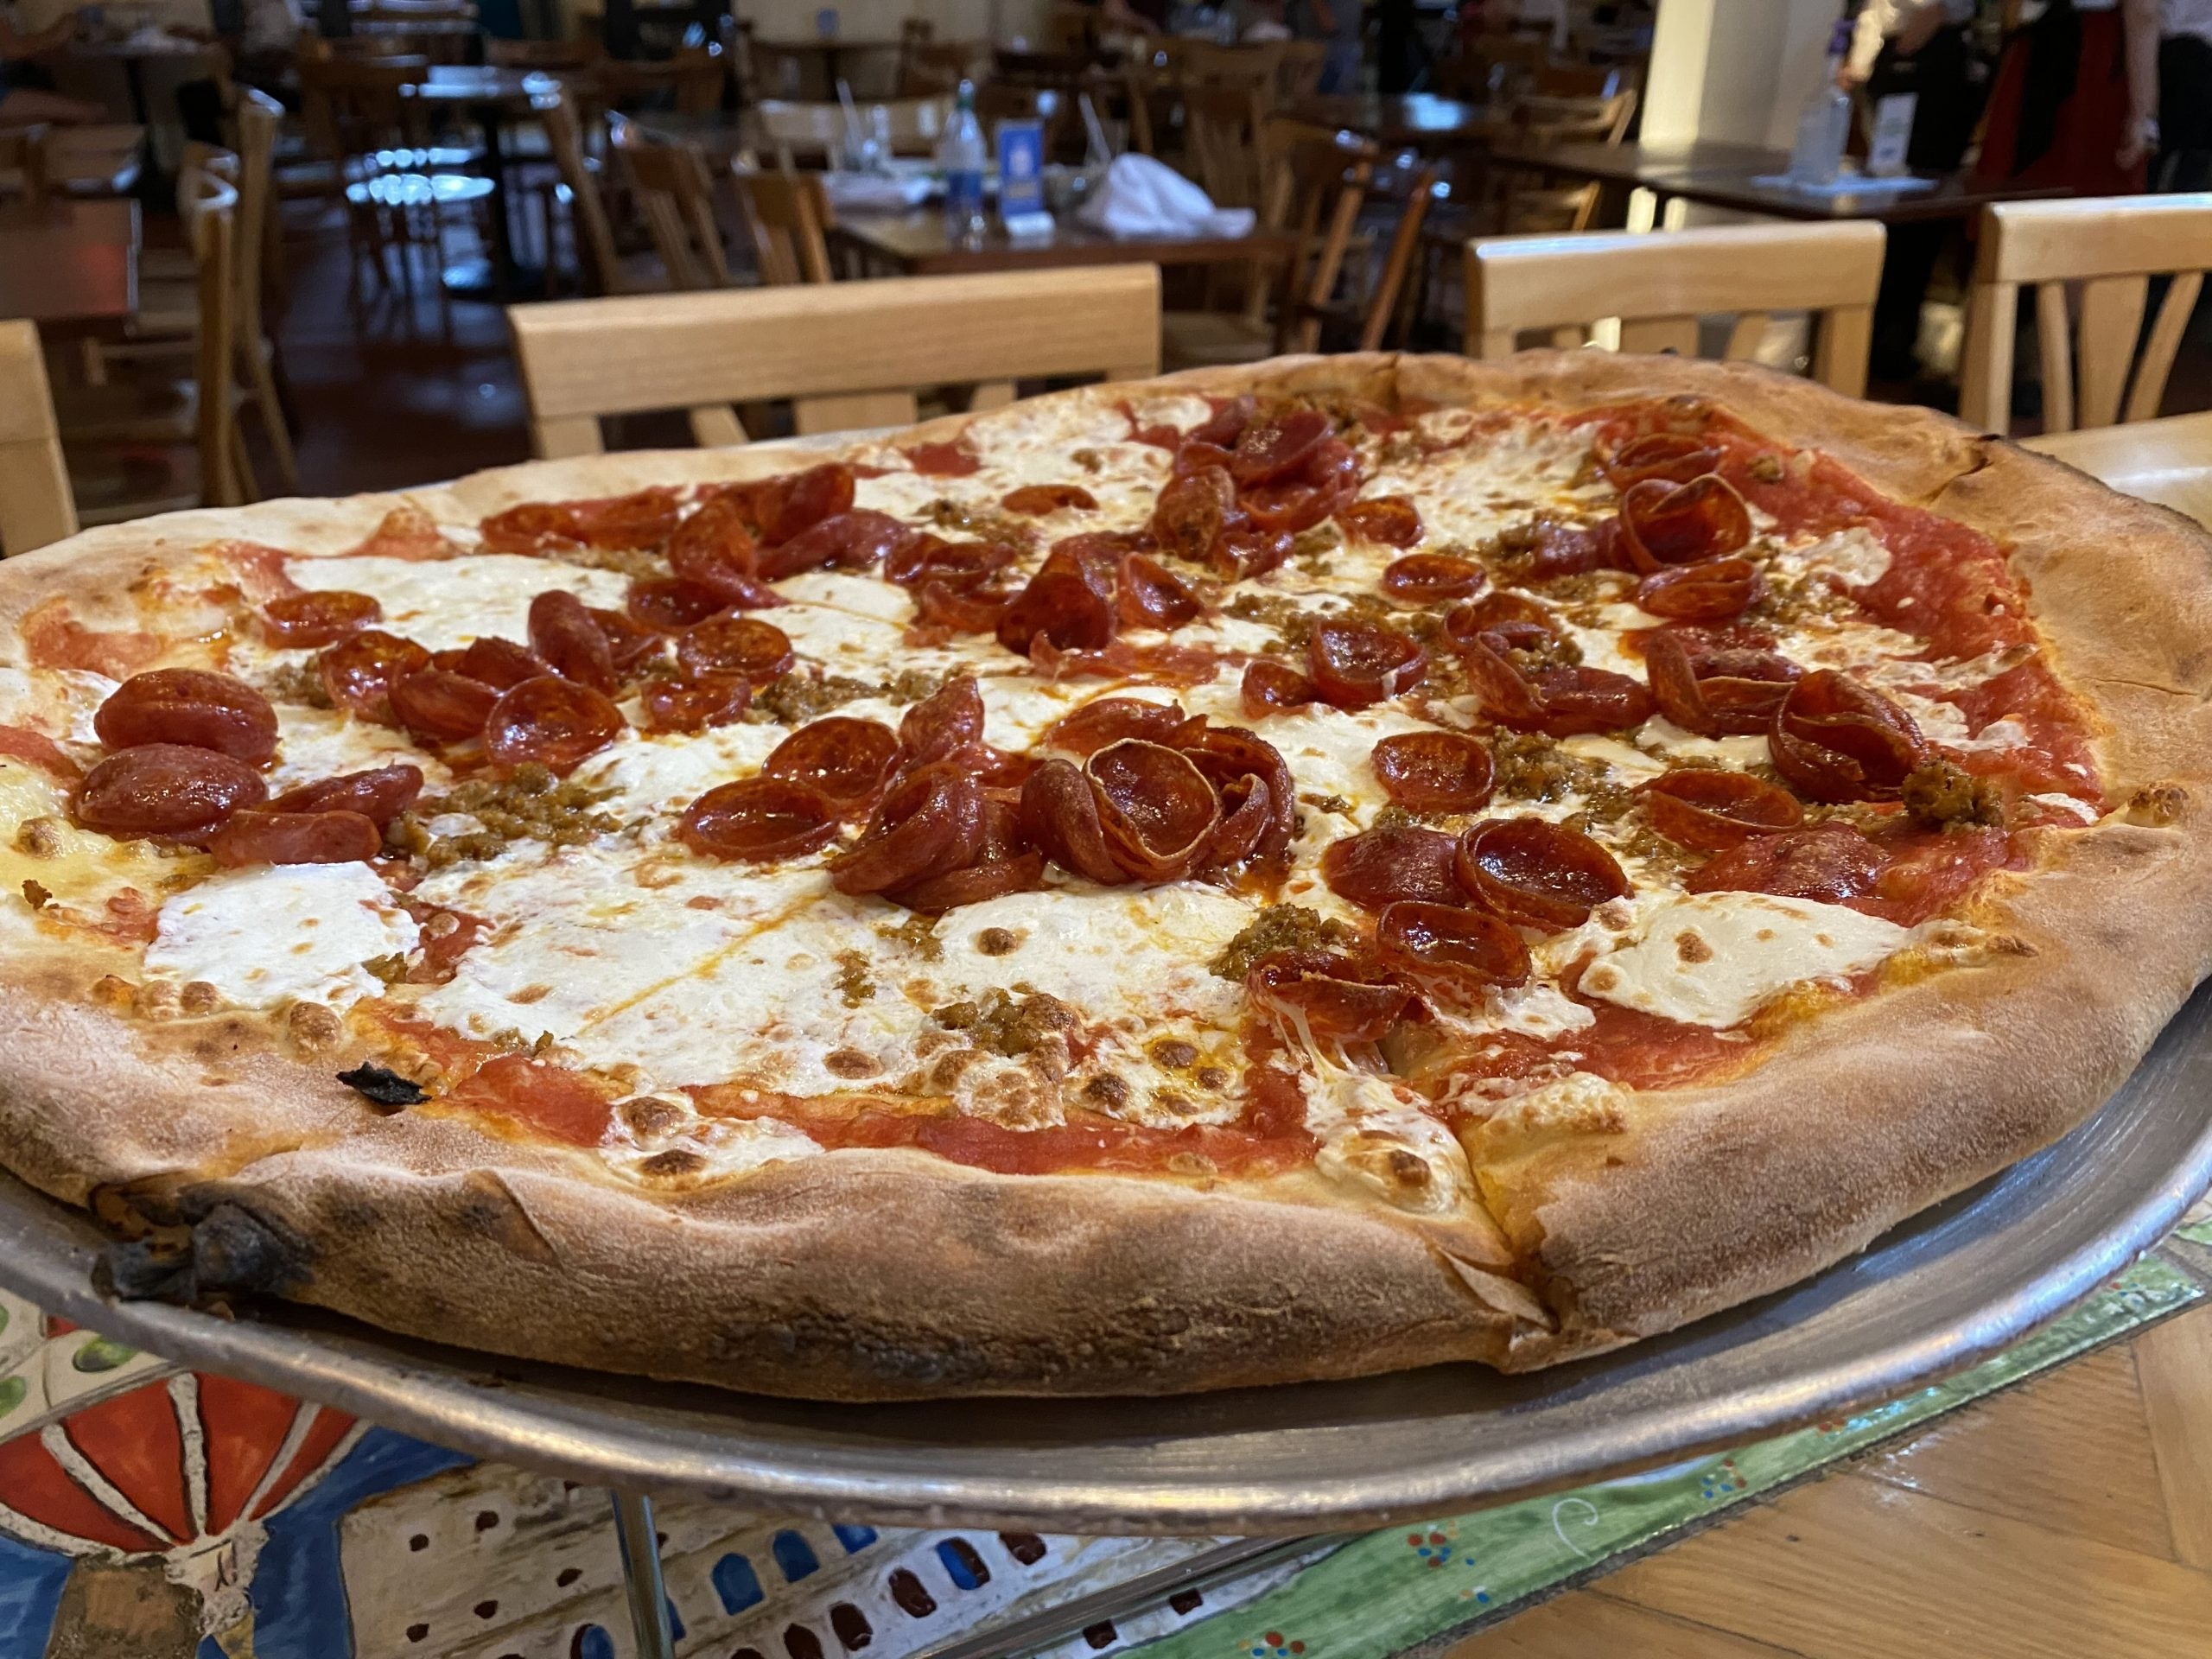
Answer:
1188;394;1255;450
748;462;856;545
1446;591;1562;652
529;590;615;693
1338;495;1422;547
1211;523;1295;579
1381;553;1485;603
566;487;680;551
1618;475;1752;573
1230;406;1331;485
676;613;795;683
1240;478;1332;537
1117;553;1203;629
95;670;278;763
1511;518;1624;580
1150;467;1236;563
1206;772;1274;867
1639;770;1804;851
1320;824;1465;912
1457;817;1629;931
391;667;499;743
1308;620;1425;709
319;630;431;721
1644;632;1799;736
894;848;1047;915
668;497;781;610
830;766;985;894
1770;671;1925;803
480;500;582;555
1599;432;1723;490
680;776;840;861
886;535;1019;591
1174;439;1234;477
1686;822;1893;904
641;672;751;734
629;577;735;633
1637;557;1762;622
483;677;623;774
916;581;1014;634
757;509;915;582
1242;658;1316;716
456;635;553;690
211;806;382;868
1453;632;1652;736
262;589;380;647
899;677;984;766
1087;739;1220;882
1020;757;1127;884
997;543;1117;657
74;744;266;842
1372;730;1494;812
1047;696;1185;757
270;764;423;826
590;607;662;674
1246;949;1412;1045
1376;900;1530;994
763;717;900;809
1001;484;1097;516
1172;721;1298;861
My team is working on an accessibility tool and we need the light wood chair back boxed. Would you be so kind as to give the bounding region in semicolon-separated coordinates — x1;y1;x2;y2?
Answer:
0;124;52;211
183;165;248;508
1466;32;1548;94
1185;83;1270;210
899;40;986;99
732;166;834;285
507;266;1163;454
1276;41;1327;103
1511;87;1637;145
0;321;76;556
1262;121;1380;354
1362;163;1441;352
1467;221;1886;397
1959;194;2212;434
613;124;730;290
297;53;421;168
538;90;623;296
1179;39;1286;97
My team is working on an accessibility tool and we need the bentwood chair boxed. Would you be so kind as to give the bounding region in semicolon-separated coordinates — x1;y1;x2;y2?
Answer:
1466;221;1887;397
0;322;76;556
506;265;1161;454
731;166;836;286
612;122;731;290
1959;194;2212;435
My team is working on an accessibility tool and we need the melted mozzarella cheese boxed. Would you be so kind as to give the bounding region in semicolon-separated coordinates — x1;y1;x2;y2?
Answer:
145;863;416;1007
1637;717;1771;769
270;704;450;791
569;724;785;817
1306;1067;1476;1215
1772;525;1891;588
285;555;629;652
0;667;117;753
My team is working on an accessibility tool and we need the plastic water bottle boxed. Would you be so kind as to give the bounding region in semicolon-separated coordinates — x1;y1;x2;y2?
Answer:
938;80;988;241
1787;19;1856;188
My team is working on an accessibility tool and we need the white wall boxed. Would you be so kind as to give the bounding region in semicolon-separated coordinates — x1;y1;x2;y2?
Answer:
1643;0;1840;148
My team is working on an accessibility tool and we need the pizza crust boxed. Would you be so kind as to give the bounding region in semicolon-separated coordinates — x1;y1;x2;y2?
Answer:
2;351;2209;1397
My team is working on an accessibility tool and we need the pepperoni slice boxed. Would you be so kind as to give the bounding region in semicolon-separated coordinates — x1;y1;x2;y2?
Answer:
391;667;499;743
903;441;979;478
1020;756;1128;884
210;806;383;868
74;743;267;842
1637;557;1762;622
270;764;423;826
885;535;1019;591
748;462;857;544
95;670;278;763
1173;721;1298;860
1381;553;1485;603
1001;484;1098;516
262;589;380;647
569;486;681;551
1770;670;1925;802
1686;822;1893;904
1230;406;1331;486
899;676;984;766
1446;591;1563;654
915;581;1015;635
668;496;782;609
1174;439;1235;478
1512;518;1624;580
1046;696;1185;757
319;630;432;721
676;613;795;683
830;766;986;894
764;716;901;809
483;676;623;774
626;578;728;633
1187;394;1255;450
757;509;916;582
1308;620;1425;709
480;501;582;555
446;636;546;691
1205;772;1274;867
1453;631;1653;736
1639;770;1804;851
1618;475;1753;572
1087;739;1220;882
1241;658;1316;716
1211;523;1296;579
590;607;663;675
1644;632;1799;736
680;776;840;861
1376;900;1531;994
1371;730;1494;812
1245;949;1412;1044
1457;817;1629;931
1338;495;1422;547
1117;553;1203;629
893;848;1047;915
641;671;752;734
529;590;616;693
1319;824;1465;912
1150;467;1236;563
1600;432;1723;490
997;543;1117;657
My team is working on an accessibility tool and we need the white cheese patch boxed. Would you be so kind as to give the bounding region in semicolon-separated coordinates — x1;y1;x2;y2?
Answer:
1559;620;1648;680
270;704;450;791
568;724;786;817
0;667;118;754
773;570;913;622
2027;791;2100;824
1306;1067;1476;1216
1559;734;1667;782
1772;525;1892;588
1637;717;1771;769
1889;691;2032;753
145;863;416;1007
285;555;630;652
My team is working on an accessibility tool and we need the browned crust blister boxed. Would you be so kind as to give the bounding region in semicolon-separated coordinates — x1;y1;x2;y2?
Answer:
1;352;2209;1398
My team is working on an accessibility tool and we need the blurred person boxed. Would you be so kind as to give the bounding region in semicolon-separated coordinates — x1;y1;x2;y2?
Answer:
0;7;100;126
2158;0;2212;188
1288;0;1363;90
1971;0;2160;197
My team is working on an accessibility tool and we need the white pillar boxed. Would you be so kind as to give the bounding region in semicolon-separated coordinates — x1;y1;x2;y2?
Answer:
1643;0;1846;149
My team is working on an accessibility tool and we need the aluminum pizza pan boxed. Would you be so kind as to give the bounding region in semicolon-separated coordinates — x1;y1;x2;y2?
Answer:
3;981;2210;1536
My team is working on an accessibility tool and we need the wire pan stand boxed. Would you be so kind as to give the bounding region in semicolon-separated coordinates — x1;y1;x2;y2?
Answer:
4;983;2212;1656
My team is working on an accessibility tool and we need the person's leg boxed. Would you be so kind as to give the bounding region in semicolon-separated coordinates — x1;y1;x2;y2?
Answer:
0;87;105;127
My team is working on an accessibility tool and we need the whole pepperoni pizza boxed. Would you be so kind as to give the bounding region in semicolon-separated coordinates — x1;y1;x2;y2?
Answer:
3;353;2209;1401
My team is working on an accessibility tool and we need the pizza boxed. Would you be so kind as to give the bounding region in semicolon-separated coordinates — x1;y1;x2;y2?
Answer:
1;352;2208;1402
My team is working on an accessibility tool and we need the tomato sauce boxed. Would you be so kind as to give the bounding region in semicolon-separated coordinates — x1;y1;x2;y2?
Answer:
903;441;982;478
22;599;160;679
445;1054;616;1147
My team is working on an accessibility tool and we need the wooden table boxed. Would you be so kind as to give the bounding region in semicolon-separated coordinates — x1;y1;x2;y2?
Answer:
753;35;903;99
0;199;139;337
829;212;1298;277
1296;92;1496;149
0;125;148;198
402;65;558;298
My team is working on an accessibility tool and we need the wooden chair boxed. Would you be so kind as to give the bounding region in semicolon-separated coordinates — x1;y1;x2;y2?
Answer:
753;97;949;169
488;36;606;71
899;40;987;99
613;123;729;289
537;90;624;296
506;265;1162;454
731;166;834;285
593;48;726;118
0;125;52;211
0;321;76;557
1959;194;2212;435
1466;221;1886;397
1184;83;1270;211
1276;40;1327;103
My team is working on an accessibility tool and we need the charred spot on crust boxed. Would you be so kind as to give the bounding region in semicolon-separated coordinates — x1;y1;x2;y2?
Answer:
337;1062;429;1110
1209;905;1351;981
100;1200;309;1305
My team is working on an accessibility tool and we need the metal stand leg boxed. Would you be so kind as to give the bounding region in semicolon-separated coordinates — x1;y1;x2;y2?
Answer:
608;1488;676;1659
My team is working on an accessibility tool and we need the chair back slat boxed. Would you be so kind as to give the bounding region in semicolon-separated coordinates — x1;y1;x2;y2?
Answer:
0;321;77;556
734;168;834;286
539;92;624;296
614;126;730;290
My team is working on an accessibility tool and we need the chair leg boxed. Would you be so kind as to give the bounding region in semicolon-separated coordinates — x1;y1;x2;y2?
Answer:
227;417;260;506
245;338;298;494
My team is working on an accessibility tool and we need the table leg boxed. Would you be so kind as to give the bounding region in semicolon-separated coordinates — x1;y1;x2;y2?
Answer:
442;108;548;300
608;1488;676;1659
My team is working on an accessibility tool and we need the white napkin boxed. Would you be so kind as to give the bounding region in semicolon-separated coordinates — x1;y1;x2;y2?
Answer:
820;171;934;213
1076;154;1255;239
